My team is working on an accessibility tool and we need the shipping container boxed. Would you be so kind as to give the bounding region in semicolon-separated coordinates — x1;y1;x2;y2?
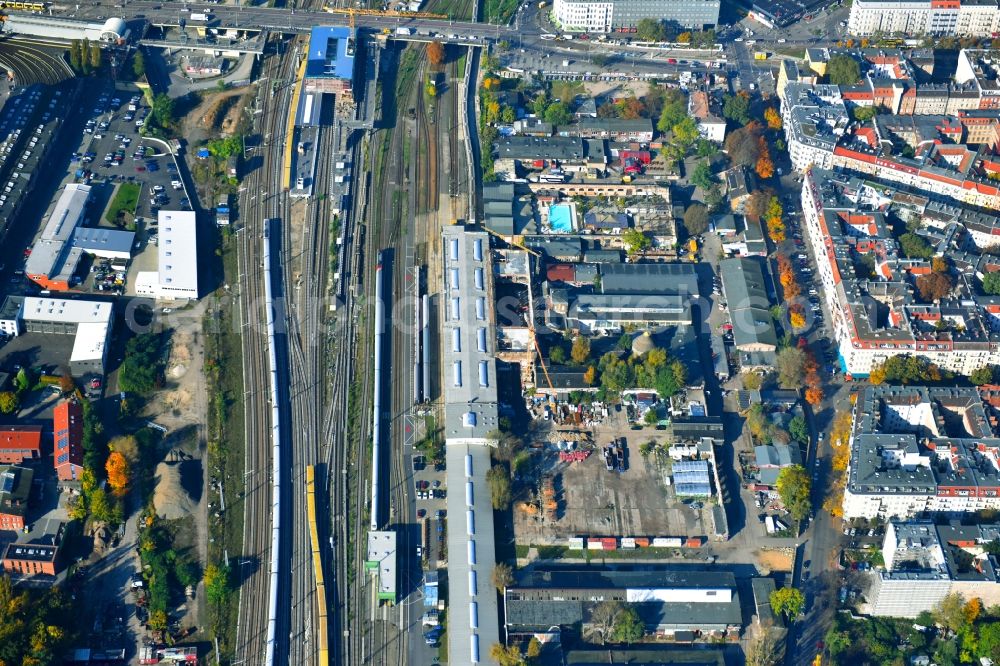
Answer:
600;537;617;551
634;537;651;548
621;537;636;549
685;537;705;548
652;537;683;548
568;537;585;549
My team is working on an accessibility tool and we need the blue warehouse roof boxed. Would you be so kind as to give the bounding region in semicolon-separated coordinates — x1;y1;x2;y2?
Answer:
306;26;355;80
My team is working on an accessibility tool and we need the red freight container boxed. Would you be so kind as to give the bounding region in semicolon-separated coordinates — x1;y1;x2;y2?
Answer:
532;159;546;168
685;537;704;548
600;537;617;551
634;537;651;548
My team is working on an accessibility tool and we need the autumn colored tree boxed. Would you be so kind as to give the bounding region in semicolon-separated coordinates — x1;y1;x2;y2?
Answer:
868;365;887;385
755;138;775;179
805;386;824;405
105;451;129;496
790;311;806;329
485;99;501;124
764;106;782;130
571;336;591;365
916;271;954;302
59;368;75;393
427;41;445;65
619;97;646;119
482;76;500;91
583;365;597;386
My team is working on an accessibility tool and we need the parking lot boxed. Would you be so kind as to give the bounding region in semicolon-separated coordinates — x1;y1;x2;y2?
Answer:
73;85;189;221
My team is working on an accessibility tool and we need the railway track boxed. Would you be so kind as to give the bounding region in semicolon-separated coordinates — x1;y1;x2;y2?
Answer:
233;34;300;666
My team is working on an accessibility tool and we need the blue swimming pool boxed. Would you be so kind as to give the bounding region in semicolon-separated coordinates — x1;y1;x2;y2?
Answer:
549;204;574;232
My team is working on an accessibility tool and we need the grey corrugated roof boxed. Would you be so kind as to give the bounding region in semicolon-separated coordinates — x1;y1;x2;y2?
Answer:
600;263;699;296
720;257;777;351
72;226;136;254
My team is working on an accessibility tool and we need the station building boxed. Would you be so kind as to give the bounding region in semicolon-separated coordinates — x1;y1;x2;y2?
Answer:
303;26;356;102
1;15;129;43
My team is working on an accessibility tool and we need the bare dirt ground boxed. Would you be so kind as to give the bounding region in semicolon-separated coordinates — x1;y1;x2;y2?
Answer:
141;305;211;629
179;88;250;147
755;548;794;574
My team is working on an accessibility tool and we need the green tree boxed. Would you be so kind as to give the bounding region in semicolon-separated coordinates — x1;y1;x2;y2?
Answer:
979;622;1000;661
501;105;515;123
672;116;700;149
827;54;862;85
696;138;718;158
543;102;572;126
789;415;809;444
983;272;1000;295
119;332;164;395
852;105;877;122
13;367;31;393
635;18;667;42
151;93;176;130
132;48;146;79
934;592;968;634
776;465;812;522
776;346;808;389
656;88;687;133
611;605;644;643
722;93;752;125
204;563;232;605
972;366;997;386
570;336;591;365
622;229;651;255
683;203;710;236
79;38;91;74
69;39;82;71
486;465;512;509
0;391;18;415
175;559;200;588
691;161;715;190
550;345;566;364
770;586;806;619
644;408;659;425
600;354;635;394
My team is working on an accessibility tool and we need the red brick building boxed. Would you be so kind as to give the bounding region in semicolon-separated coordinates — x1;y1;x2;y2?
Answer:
53;400;84;482
0;425;43;465
1;542;58;576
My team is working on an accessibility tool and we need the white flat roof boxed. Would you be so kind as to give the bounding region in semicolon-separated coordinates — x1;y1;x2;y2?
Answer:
446;443;499;665
366;530;397;600
21;297;112;325
157;210;199;298
70;321;108;363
